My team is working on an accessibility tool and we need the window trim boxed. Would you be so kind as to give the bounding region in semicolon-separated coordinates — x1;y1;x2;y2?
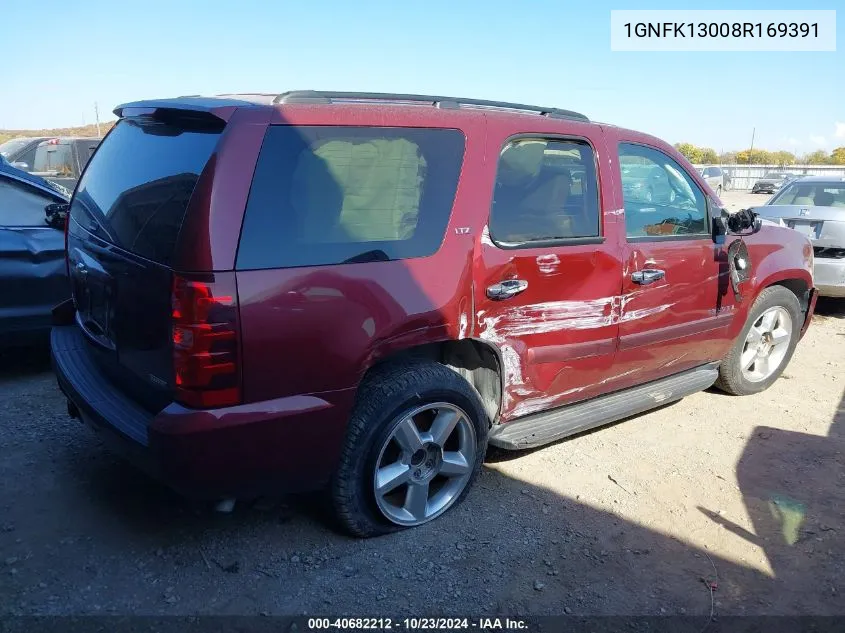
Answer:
487;133;604;250
617;141;711;243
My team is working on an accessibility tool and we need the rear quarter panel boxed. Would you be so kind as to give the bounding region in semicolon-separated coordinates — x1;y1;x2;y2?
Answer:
235;107;487;402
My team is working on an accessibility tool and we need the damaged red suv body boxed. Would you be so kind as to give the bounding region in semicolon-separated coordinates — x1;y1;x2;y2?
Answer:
52;92;816;536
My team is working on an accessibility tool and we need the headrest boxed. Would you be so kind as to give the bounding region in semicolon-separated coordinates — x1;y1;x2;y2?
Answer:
498;141;545;186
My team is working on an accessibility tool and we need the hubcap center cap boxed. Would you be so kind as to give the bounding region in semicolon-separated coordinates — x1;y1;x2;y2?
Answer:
410;443;442;482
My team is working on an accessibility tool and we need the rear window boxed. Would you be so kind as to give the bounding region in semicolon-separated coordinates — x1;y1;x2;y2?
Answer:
771;182;845;207
69;117;221;265
237;126;465;269
34;142;73;176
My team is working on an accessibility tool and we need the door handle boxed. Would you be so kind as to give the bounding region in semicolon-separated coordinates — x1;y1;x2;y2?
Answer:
486;279;528;300
631;269;665;285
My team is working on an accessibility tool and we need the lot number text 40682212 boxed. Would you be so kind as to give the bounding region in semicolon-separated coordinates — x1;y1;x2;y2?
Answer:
307;617;528;630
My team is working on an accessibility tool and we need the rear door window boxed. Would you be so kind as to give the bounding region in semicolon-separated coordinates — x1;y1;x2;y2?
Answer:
237;126;466;269
489;138;600;245
69;117;222;265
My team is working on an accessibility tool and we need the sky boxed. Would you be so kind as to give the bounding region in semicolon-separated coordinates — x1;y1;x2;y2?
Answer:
1;0;842;153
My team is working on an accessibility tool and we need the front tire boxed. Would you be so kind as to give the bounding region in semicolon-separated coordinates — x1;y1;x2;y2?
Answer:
331;360;489;537
715;286;802;395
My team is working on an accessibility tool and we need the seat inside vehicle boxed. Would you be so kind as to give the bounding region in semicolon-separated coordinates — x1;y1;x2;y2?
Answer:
814;191;835;207
491;140;596;242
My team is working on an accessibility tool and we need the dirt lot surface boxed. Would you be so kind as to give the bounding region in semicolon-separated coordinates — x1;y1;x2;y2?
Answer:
720;190;778;213
1;192;843;617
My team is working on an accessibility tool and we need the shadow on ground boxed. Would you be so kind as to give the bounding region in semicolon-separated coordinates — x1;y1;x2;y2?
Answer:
3;384;842;619
0;343;51;383
815;297;845;320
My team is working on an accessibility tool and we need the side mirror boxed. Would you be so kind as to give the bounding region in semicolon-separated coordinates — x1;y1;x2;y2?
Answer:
11;161;29;170
712;214;728;245
45;202;69;229
713;208;762;244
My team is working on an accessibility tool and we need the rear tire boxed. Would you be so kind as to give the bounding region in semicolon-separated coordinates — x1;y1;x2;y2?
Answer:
331;360;489;537
715;286;802;396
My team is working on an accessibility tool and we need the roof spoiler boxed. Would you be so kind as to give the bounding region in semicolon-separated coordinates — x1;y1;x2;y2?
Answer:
113;97;254;122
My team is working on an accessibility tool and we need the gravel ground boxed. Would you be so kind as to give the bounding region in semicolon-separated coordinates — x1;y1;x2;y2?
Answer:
1;193;843;617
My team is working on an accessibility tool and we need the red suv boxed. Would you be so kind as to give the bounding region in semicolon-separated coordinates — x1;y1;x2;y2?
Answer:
52;91;817;537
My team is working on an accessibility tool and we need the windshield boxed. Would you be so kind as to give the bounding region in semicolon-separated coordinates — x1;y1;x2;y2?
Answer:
770;182;845;207
763;172;787;180
0;138;31;158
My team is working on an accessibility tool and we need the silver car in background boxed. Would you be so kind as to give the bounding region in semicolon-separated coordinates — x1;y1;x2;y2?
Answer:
752;176;845;297
699;166;727;194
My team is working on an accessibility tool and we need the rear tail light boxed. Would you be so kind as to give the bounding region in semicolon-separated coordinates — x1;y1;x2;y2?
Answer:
171;272;242;408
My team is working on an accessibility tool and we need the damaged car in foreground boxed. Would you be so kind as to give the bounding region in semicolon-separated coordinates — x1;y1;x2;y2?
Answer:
51;92;817;537
0;161;70;346
752;176;845;298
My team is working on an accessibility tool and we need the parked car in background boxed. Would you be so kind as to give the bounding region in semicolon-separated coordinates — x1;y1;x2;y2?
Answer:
52;91;815;537
752;172;796;194
753;176;845;298
29;137;100;190
699;166;727;195
0;136;54;169
0;161;70;346
621;163;677;203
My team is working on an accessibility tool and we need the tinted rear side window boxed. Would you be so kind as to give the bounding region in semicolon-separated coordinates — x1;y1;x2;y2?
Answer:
69;117;221;265
237;126;465;269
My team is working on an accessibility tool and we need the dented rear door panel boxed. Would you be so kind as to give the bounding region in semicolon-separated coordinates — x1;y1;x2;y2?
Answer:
474;121;625;421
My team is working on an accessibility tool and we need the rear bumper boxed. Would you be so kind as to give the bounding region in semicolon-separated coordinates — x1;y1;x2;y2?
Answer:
51;325;354;498
813;257;845;298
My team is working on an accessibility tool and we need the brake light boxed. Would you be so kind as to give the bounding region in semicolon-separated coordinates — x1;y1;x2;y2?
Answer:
171;272;242;408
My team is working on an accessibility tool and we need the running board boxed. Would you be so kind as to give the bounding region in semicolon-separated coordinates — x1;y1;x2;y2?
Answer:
489;364;719;450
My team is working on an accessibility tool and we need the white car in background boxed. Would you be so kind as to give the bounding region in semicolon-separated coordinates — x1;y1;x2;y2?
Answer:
698;166;727;194
752;176;845;298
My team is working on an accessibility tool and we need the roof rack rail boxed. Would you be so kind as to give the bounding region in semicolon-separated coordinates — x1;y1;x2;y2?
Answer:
273;90;588;122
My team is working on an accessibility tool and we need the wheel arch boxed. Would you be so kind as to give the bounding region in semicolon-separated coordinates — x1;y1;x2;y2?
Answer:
359;337;504;426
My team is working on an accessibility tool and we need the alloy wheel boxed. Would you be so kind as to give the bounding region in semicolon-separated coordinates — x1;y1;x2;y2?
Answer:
740;306;793;383
373;403;476;526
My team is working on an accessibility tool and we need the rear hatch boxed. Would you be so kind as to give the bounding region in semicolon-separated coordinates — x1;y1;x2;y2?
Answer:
754;204;845;248
67;111;224;413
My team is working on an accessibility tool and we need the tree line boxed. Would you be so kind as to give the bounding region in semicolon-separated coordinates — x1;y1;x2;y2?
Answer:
673;142;845;166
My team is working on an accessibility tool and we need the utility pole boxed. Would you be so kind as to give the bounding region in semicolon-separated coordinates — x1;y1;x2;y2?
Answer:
94;102;101;137
748;127;755;164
